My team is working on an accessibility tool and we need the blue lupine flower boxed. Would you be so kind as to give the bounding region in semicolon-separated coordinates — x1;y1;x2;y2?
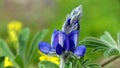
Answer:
39;29;86;57
38;5;86;58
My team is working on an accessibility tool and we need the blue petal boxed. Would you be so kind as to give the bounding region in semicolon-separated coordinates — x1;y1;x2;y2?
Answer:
67;18;71;26
56;44;63;55
51;29;59;49
73;45;86;57
68;30;79;51
59;31;67;47
58;31;69;51
39;42;54;54
51;30;69;52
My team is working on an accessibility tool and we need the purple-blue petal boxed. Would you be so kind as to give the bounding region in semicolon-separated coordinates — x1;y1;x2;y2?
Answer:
39;42;53;54
58;31;69;51
58;31;66;47
63;37;69;51
67;18;71;26
51;29;59;49
73;45;86;57
68;30;79;51
56;44;63;55
51;30;69;51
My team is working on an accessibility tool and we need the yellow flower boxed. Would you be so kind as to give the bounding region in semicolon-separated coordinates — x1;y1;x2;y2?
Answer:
39;51;60;65
7;20;22;42
7;20;22;32
8;31;18;43
7;20;22;48
4;57;13;67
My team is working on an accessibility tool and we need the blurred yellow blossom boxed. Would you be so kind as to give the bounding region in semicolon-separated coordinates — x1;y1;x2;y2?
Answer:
7;20;22;32
5;21;22;67
4;57;13;67
9;31;18;42
7;20;22;48
39;51;60;65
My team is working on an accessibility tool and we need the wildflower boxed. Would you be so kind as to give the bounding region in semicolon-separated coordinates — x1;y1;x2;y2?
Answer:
4;57;13;67
39;51;60;65
38;5;86;68
39;5;86;57
7;20;22;32
7;20;22;47
8;31;18;43
4;21;22;67
39;29;86;57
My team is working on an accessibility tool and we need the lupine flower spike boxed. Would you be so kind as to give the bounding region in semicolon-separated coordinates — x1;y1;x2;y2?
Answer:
38;5;86;68
62;5;82;34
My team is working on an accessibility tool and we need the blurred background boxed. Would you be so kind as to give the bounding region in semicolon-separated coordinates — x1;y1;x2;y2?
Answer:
0;0;120;68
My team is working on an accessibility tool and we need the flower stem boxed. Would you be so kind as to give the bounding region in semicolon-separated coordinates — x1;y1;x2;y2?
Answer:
101;55;120;67
60;55;65;68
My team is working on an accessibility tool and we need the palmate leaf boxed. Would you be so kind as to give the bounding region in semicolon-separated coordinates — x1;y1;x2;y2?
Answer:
28;29;48;63
80;31;120;57
0;39;14;60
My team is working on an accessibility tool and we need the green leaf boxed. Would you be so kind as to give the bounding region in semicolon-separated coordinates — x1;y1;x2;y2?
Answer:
0;39;14;60
91;46;107;53
79;56;84;64
76;60;82;68
28;29;48;63
18;28;30;58
40;61;59;68
117;32;120;49
14;55;24;68
80;37;109;53
81;59;90;66
0;56;4;67
80;37;109;48
38;63;45;68
100;31;117;47
87;64;101;68
64;62;72;68
81;32;120;57
104;48;119;57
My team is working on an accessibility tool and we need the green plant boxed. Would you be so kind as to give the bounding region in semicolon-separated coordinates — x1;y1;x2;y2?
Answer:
80;31;120;67
0;28;48;68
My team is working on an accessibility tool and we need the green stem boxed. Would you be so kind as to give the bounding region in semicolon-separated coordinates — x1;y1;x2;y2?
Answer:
101;55;120;67
60;55;65;68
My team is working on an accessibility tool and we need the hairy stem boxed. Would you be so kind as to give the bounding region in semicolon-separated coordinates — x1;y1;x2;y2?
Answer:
60;55;65;68
101;55;120;67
